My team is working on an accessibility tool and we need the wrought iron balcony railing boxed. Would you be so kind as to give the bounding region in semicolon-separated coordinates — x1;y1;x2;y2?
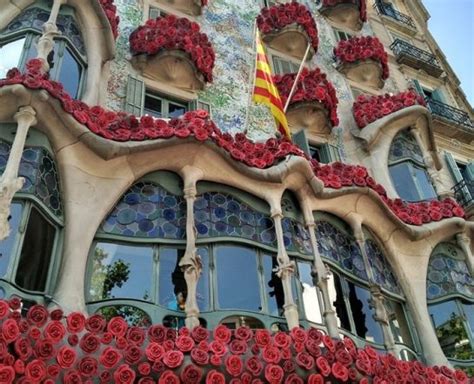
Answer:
452;179;473;209
374;1;416;29
426;99;474;131
390;39;443;77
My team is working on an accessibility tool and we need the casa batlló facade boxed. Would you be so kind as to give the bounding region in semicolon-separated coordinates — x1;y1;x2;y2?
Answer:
0;0;473;382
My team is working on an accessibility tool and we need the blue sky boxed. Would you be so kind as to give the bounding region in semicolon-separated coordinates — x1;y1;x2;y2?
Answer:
422;0;474;107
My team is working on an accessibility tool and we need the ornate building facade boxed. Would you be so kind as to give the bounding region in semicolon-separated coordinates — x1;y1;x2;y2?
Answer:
0;0;473;381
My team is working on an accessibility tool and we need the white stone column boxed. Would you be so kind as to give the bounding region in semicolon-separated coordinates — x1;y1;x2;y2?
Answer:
306;220;340;338
35;0;65;72
0;106;37;240
456;232;474;275
271;205;299;329
179;183;202;329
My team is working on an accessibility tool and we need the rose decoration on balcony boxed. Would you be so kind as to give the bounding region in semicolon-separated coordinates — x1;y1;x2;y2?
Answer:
334;36;389;80
0;60;465;224
0;299;469;383
274;68;339;127
257;2;319;53
353;90;426;128
99;0;119;39
321;0;367;23
129;15;215;83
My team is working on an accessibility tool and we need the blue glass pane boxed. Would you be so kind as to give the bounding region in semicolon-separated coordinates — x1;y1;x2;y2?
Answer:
427;247;474;300
88;243;153;301
58;48;81;98
316;221;367;281
0;38;25;78
282;217;312;255
0;203;23;277
216;245;261;311
297;262;322;324
0;141;62;217
365;239;401;295
100;182;186;239
195;192;276;246
413;166;437;200
389;163;420;202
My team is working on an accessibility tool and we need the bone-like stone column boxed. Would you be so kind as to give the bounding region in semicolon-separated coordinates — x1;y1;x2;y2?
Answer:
35;0;65;72
271;206;299;329
0;106;37;240
457;232;474;275
306;219;340;338
179;167;204;329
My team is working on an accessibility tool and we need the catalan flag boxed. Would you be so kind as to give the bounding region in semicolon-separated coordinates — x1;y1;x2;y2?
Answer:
252;31;291;139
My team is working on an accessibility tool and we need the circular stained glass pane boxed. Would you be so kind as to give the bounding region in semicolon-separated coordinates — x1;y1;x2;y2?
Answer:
41;156;53;171
431;257;446;270
212;194;226;205
227;201;239;213
164;196;177;207
215;221;227;233
162;222;177;235
138;202;155;215
141;184;156;196
261;229;275;243
196;223;208;235
124;193;140;205
195;210;209;222
163;209;175;221
22;148;39;162
117;208;137;225
353;257;365;271
194;197;208;209
138;219;154;232
213;207;226;219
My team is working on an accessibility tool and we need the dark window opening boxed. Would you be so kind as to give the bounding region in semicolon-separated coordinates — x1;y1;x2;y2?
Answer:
332;273;351;331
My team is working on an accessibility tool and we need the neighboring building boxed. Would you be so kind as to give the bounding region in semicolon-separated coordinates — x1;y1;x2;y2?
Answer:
0;0;473;379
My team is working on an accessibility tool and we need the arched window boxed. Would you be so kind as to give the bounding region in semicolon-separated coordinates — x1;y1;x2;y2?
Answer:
314;213;414;352
0;5;87;98
427;242;474;364
0;127;63;300
388;130;437;202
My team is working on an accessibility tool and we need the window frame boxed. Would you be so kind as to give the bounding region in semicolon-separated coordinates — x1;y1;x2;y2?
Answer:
143;90;190;119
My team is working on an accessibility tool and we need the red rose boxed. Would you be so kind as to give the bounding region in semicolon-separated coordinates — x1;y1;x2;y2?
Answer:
2;319;19;344
114;363;136;384
332;361;349;381
107;316;128;338
85;314;106;333
235;326;253;341
63;369;81;384
66;312;86;333
273;331;291;349
316;356;331;377
285;373;303;384
213;324;231;343
209;340;227;356
80;333;100;354
307;374;324;384
262;345;281;364
229;339;247;355
206;369;225;384
163;350;184;368
56;345;76;368
124;345;141;365
101;332;113;344
290;327;307;343
245;356;263;376
138;362;151;376
191;326;209;342
34;339;55;360
0;301;10;319
99;346;122;368
8;298;21;310
191;348;209;365
176;335;195;352
283;360;296;373
255;329;271;347
210;354;222;366
265;364;284;384
335;348;353;366
148;324;166;343
146;342;165;362
14;360;25;375
68;334;79;346
0;365;15;384
43;320;66;343
138;378;155;384
78;357;98;377
25;359;47;382
296;351;314;370
322;335;335;352
181;364;202;384
305;339;321;358
14;337;32;360
226;355;243;377
126;326;146;346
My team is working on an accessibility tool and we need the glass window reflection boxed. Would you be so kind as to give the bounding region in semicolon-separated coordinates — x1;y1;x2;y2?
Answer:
297;262;322;324
215;245;261;311
88;243;153;302
0;38;25;78
58;48;81;98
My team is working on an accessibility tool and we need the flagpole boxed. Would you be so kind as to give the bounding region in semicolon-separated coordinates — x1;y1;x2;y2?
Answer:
283;42;311;113
243;20;258;133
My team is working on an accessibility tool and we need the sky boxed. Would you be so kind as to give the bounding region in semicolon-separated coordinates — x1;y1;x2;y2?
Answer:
422;0;474;107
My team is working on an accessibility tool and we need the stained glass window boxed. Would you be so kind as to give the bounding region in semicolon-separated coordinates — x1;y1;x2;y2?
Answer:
389;130;424;164
194;192;276;246
365;239;401;295
316;220;367;280
0;141;62;217
427;244;474;301
99;182;186;240
282;217;313;255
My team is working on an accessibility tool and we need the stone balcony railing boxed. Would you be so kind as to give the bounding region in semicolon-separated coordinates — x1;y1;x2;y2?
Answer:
390;39;443;78
319;0;367;31
426;99;474;131
373;0;416;31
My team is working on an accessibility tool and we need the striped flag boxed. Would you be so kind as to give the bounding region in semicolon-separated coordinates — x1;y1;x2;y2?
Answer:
252;31;291;139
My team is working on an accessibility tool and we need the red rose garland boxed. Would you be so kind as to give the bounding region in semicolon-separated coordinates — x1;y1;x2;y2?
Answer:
321;0;367;23
274;68;339;127
0;300;471;382
257;2;319;52
334;36;389;80
99;0;119;39
353;90;427;128
0;60;466;224
129;15;215;83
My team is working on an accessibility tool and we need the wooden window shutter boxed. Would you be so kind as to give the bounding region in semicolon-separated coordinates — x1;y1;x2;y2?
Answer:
320;143;341;163
444;152;463;184
292;130;310;155
465;162;474;181
412;79;426;98
124;75;145;116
